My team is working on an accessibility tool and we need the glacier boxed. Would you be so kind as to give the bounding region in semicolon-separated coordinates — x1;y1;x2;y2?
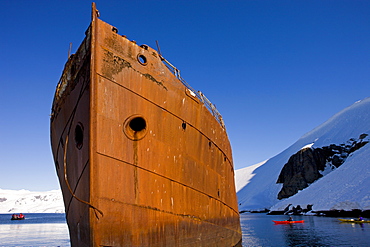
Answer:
0;188;64;213
236;97;370;213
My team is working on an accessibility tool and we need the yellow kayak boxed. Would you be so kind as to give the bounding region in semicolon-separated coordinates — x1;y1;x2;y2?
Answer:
339;219;370;223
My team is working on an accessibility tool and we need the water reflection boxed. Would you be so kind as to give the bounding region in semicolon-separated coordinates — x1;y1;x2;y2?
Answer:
240;214;370;247
241;224;264;246
282;223;328;247
0;223;70;246
1;213;370;246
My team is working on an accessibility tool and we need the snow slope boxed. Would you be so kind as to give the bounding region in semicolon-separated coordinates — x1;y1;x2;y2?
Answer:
234;161;266;192
0;188;64;213
236;97;370;212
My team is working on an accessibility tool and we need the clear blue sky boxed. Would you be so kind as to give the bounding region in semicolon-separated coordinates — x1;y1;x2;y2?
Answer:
1;0;369;191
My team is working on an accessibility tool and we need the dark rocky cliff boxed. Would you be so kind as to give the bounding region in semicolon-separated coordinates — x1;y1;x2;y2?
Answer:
276;134;368;200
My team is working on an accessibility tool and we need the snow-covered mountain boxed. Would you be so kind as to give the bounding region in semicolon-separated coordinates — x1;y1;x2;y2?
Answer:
0;188;64;213
3;98;370;215
236;97;370;213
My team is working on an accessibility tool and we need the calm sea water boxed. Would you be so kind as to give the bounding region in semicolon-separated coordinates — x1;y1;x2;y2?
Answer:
0;213;70;246
1;213;370;246
241;213;370;246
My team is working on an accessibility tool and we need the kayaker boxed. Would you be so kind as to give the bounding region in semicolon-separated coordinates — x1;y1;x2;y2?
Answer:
287;216;293;221
358;216;364;221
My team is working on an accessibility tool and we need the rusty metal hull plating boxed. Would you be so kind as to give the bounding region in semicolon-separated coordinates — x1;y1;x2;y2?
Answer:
50;3;241;246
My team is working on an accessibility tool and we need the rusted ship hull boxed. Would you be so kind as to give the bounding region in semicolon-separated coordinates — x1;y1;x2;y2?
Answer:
50;3;241;246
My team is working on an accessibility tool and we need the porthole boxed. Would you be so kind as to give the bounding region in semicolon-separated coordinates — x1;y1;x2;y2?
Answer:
129;117;146;132
123;115;148;140
75;123;84;150
137;54;147;65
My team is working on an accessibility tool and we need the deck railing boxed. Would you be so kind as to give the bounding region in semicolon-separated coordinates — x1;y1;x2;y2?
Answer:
160;55;225;129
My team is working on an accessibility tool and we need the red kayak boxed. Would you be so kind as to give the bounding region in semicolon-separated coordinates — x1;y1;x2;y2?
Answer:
273;220;304;224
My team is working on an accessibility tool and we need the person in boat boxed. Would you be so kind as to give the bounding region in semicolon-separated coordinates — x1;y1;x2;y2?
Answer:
287;216;293;221
12;214;18;219
19;213;24;219
358;216;364;221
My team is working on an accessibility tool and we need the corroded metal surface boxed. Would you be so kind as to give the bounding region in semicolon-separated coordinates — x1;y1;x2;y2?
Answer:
50;3;241;246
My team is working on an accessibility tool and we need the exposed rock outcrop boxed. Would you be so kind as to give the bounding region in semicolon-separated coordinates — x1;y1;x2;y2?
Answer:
276;134;368;200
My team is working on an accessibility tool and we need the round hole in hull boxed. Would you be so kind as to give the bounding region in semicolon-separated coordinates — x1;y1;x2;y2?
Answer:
137;54;147;65
75;123;84;149
123;115;148;141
